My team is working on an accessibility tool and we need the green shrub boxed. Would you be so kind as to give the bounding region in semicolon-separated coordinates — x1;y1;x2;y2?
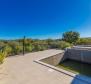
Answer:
76;38;91;45
33;44;47;51
58;41;71;49
13;45;22;55
38;45;48;51
4;45;13;56
8;41;23;55
49;41;59;48
25;44;34;52
33;45;42;51
0;41;5;47
0;51;7;64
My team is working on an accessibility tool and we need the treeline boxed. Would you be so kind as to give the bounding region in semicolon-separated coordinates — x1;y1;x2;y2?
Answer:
0;39;71;57
76;38;91;45
0;38;71;63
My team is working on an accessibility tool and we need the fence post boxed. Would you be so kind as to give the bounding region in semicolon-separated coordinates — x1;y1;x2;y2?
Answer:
23;36;26;55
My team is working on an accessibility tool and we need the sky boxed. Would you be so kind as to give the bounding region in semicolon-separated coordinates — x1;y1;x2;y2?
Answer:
0;0;91;39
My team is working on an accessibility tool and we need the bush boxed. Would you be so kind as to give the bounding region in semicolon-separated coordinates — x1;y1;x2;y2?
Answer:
0;41;6;47
25;44;34;52
4;45;13;56
13;45;22;55
8;41;23;55
39;45;48;51
58;41;71;49
33;45;42;51
33;44;48;51
0;51;7;64
76;38;91;45
48;42;58;48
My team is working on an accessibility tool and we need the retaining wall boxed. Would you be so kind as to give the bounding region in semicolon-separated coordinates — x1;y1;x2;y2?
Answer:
41;51;67;66
41;48;91;65
66;48;91;64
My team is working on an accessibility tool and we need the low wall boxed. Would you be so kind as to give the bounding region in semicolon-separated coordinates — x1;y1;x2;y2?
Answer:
41;48;91;65
66;48;91;64
41;52;67;66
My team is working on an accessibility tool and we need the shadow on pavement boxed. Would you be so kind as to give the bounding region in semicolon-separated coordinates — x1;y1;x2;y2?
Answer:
71;74;91;84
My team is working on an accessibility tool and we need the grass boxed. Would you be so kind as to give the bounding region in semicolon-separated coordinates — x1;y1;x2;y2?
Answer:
57;59;91;77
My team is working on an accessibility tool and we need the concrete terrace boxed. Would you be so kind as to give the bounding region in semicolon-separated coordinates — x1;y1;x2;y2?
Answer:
0;49;90;84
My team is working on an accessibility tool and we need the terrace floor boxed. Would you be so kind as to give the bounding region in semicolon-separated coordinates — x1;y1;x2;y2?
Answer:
0;49;90;84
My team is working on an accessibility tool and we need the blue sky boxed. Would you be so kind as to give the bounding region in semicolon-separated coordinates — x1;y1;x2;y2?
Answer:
0;0;91;39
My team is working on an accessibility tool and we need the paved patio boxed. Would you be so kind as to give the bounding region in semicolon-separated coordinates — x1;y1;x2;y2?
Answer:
0;49;90;84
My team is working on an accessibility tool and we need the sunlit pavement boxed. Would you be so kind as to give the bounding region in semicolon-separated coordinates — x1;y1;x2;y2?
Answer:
0;49;90;84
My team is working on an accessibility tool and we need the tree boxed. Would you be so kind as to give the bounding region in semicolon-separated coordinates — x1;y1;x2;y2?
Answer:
62;31;80;44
